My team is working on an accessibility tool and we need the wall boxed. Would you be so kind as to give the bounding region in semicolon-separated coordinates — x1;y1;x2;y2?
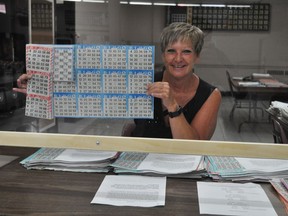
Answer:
197;0;288;90
72;0;288;91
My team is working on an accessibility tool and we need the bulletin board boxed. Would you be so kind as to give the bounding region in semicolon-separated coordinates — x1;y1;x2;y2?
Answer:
167;4;270;31
31;2;52;30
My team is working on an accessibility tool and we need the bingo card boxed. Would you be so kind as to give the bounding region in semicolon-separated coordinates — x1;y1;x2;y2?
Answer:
25;44;154;119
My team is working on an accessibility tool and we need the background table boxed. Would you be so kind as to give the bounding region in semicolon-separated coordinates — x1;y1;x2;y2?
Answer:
231;78;288;132
0;146;286;215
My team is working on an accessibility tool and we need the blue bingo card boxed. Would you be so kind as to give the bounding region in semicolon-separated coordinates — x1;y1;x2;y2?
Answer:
25;44;154;119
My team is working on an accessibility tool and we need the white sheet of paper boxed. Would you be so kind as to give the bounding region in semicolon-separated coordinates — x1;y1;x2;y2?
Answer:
137;154;202;174
197;182;277;216
235;157;288;172
91;175;166;207
55;149;117;162
238;81;262;87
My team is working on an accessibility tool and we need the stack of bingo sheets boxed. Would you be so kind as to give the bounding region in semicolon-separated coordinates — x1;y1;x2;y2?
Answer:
205;156;288;182
270;178;288;213
111;152;207;178
20;148;119;173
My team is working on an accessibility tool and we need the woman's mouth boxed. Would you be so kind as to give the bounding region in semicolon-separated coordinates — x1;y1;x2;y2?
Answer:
172;64;186;69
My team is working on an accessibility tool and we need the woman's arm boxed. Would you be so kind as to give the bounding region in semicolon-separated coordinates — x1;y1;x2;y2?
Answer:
169;89;222;140
147;81;222;140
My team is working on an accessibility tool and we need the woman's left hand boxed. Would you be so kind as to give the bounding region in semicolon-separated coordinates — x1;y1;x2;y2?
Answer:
147;82;178;111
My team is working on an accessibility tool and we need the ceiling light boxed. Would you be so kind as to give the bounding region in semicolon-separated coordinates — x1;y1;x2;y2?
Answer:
129;2;152;5
154;3;176;6
227;5;251;8
178;4;200;7
83;0;105;2
201;4;226;7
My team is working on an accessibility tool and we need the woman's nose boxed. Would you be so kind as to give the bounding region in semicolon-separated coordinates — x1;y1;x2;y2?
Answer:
174;52;183;62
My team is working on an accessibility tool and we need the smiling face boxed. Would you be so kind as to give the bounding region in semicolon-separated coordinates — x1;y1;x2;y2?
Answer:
162;39;199;79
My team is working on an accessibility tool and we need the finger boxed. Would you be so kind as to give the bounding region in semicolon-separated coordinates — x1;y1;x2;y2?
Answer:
17;79;23;88
147;82;165;92
12;88;27;95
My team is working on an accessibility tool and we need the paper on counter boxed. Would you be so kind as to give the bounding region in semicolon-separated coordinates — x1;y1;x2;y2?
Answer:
54;148;118;162
112;152;203;175
20;148;118;173
197;182;277;216
91;175;166;207
270;178;288;202
235;157;288;172
137;153;202;174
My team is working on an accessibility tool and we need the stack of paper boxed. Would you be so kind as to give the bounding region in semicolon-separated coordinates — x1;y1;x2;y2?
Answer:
252;73;272;78
238;81;264;87
20;148;119;173
270;178;288;214
205;156;288;182
259;78;288;87
111;152;206;178
267;101;288;122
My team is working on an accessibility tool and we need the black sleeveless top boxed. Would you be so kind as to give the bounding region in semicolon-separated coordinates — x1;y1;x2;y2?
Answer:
131;71;216;138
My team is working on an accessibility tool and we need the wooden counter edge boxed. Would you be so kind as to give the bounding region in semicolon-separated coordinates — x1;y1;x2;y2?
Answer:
0;131;287;159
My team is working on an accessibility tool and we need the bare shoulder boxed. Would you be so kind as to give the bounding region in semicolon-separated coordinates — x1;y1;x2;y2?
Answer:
209;88;222;101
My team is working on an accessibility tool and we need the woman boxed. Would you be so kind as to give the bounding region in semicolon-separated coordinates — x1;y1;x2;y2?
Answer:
131;22;222;140
14;22;221;140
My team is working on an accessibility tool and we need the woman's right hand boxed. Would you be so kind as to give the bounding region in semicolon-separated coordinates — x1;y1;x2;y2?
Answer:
12;74;32;94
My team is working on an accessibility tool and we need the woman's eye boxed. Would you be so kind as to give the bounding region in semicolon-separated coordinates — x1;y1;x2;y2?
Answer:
166;49;176;53
182;50;193;54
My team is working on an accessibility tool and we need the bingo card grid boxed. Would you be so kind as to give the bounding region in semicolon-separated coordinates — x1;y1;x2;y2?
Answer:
128;95;153;118
25;95;53;119
102;70;127;94
78;94;102;117
77;70;102;93
53;46;74;82
102;45;127;70
53;93;77;117
76;45;101;69
26;45;53;72
128;71;153;94
26;71;53;97
128;46;154;70
54;81;76;93
103;95;127;118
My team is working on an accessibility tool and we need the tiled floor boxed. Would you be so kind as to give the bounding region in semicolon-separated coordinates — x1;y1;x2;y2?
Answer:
0;96;275;143
211;96;273;143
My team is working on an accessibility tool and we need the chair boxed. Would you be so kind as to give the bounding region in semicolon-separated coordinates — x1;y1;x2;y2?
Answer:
226;71;249;119
121;121;136;137
271;118;288;144
226;71;263;120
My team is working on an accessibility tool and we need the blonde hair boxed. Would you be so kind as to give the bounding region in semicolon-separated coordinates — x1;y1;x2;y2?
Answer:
160;22;204;56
